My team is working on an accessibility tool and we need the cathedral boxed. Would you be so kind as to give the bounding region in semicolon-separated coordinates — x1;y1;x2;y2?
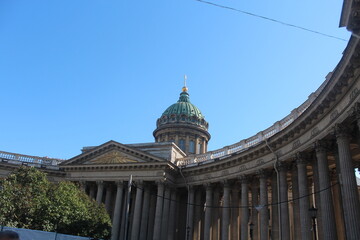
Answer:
1;1;360;240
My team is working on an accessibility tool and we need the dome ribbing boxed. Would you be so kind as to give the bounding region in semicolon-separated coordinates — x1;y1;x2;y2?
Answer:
161;91;204;119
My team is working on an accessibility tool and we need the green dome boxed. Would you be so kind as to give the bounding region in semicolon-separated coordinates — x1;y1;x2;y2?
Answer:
156;89;209;130
162;91;204;119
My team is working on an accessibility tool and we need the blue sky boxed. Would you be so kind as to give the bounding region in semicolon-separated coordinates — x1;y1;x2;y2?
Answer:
0;0;350;159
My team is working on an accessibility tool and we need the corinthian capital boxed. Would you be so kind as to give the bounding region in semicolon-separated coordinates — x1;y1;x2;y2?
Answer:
348;102;360;120
256;169;271;179
334;123;351;138
239;175;249;184
314;140;330;153
276;161;290;171
96;180;104;186
295;152;311;165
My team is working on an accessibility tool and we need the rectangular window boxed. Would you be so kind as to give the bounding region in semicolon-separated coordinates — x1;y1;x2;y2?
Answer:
197;143;203;153
179;139;185;152
189;140;195;153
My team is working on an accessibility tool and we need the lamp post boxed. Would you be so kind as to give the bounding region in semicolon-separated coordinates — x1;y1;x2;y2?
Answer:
249;222;254;240
308;205;318;240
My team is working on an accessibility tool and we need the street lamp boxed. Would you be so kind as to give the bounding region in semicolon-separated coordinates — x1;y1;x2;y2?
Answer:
309;205;318;240
249;222;254;240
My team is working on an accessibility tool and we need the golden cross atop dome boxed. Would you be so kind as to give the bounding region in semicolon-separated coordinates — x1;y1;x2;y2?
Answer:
182;75;188;92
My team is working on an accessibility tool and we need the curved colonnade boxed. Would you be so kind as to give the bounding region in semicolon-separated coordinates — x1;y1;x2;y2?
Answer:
170;35;360;240
1;3;360;240
78;35;360;240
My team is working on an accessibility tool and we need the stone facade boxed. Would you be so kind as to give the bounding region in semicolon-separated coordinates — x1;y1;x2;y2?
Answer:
1;1;360;240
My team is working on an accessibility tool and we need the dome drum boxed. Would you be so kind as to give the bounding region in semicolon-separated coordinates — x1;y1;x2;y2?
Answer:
156;114;209;130
154;87;210;155
154;127;209;155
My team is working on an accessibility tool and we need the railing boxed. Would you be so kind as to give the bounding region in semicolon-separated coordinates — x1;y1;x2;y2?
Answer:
0;150;64;166
176;73;332;167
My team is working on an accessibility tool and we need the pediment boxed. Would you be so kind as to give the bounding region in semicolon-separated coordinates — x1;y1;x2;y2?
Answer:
85;150;142;164
61;140;166;166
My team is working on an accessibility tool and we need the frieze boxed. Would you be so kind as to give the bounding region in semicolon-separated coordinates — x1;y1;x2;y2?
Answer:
292;140;301;150
238;165;247;172
330;110;339;121
348;102;360;119
179;38;360;182
311;127;320;137
350;87;359;102
256;159;265;166
205;173;212;179
186;176;194;182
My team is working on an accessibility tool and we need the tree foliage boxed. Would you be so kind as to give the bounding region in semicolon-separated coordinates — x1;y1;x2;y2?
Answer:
0;167;111;239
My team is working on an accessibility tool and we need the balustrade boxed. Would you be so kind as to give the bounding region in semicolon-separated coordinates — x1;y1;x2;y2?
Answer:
174;75;331;167
0;150;64;166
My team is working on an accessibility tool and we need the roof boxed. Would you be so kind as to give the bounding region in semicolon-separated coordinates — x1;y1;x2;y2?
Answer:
161;91;204;119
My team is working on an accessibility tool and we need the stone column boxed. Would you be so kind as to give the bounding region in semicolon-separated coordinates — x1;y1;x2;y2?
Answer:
204;184;213;240
153;182;165;240
139;185;151;240
161;187;171;240
119;188;128;240
335;125;360;239
240;177;249;240
332;149;346;239
231;186;240;240
291;166;301;240
271;173;279;240
315;142;338;240
193;188;202;240
187;186;195;240
251;181;259;240
147;193;157;240
163;188;172;238
186;135;190;154
131;181;144;240
296;154;312;240
195;136;200;154
222;182;230;240
278;163;290;240
212;187;220;240
128;187;136;239
311;156;323;240
105;184;113;214
331;170;346;239
89;183;96;199
259;170;269;240
96;181;104;204
168;190;177;240
111;181;124;240
167;189;177;240
79;181;86;192
202;139;206;154
175;135;179;146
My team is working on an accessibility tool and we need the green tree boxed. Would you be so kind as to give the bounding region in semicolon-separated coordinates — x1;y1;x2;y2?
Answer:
0;167;111;239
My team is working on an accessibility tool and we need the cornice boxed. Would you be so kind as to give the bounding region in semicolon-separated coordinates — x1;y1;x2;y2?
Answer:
153;123;211;139
179;37;360;182
60;161;177;172
0;162;65;177
62;140;166;166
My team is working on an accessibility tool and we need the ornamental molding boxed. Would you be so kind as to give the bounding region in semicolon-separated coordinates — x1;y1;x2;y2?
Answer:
61;140;166;166
177;37;360;180
61;161;176;172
